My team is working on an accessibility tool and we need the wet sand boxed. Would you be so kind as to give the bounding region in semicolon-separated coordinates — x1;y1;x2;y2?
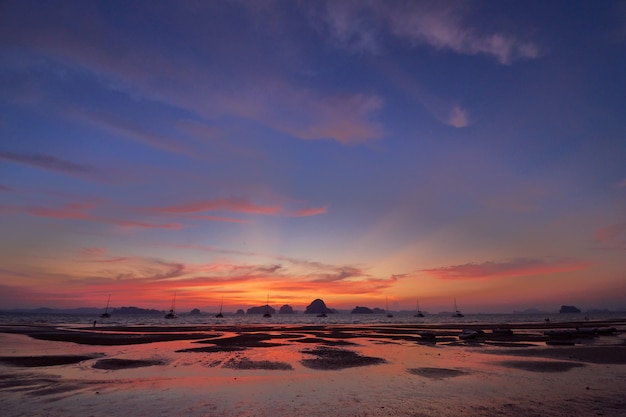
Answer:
0;319;625;416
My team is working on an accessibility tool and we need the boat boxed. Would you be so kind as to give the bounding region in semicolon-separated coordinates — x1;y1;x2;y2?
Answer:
414;300;424;317
386;297;393;318
263;293;272;318
215;297;224;318
316;312;327;318
164;292;178;319
101;294;111;318
452;299;464;317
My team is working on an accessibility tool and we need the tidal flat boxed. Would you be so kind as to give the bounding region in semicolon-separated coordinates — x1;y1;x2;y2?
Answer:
1;319;625;416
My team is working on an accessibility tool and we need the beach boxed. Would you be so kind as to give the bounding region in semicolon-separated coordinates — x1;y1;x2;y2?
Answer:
1;319;625;417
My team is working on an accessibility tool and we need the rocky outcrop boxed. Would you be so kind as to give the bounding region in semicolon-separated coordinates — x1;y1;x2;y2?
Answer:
279;305;294;314
305;299;334;314
246;305;276;315
112;306;162;315
351;306;373;314
559;305;581;313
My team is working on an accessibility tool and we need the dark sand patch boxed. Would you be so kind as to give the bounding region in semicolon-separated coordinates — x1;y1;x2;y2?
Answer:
493;345;626;364
0;355;97;367
300;347;385;370
407;367;468;379
497;360;586;372
92;358;165;370
290;337;357;346
0;326;208;346
177;345;247;353
223;357;293;370
196;333;286;348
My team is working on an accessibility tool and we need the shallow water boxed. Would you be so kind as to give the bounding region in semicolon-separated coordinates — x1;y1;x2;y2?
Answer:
1;311;623;327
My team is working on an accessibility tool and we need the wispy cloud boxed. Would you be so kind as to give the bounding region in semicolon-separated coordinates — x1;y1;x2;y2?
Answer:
447;104;470;128
421;258;592;280
317;1;539;64
67;107;193;155
142;197;327;220
0;151;96;176
593;223;626;250
146;199;281;216
4;202;183;230
289;206;328;217
78;247;106;257
215;83;386;144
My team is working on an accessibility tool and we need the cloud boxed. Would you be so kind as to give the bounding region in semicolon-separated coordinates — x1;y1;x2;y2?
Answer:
145;198;281;216
447;104;470;128
421;257;592;280
593;223;626;250
67;108;193;155
0;151;96;176
288;206;328;217
317;1;539;64
316;1;381;53
79;247;107;257
3;3;386;146
4;202;183;230
142;197;327;220
216;84;386;144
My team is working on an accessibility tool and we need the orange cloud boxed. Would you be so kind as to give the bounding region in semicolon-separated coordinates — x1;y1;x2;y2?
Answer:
145;198;281;215
421;258;593;280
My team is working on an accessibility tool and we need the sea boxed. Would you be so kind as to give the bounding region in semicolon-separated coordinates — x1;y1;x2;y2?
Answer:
1;311;624;328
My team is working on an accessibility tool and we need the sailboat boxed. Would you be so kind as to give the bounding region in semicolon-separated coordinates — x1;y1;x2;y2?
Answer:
164;292;178;319
215;296;224;318
452;299;464;317
386;297;393;318
414;300;424;317
263;293;272;318
101;294;111;318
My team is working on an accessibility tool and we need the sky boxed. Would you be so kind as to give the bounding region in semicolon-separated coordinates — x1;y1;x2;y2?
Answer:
1;0;625;314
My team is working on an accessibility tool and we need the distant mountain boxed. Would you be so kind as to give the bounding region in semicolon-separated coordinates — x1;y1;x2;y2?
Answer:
246;305;276;315
279;305;294;314
112;306;163;315
351;306;373;314
559;305;581;313
304;299;334;314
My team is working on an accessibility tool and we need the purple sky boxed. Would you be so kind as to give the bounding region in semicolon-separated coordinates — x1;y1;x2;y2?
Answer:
1;1;625;313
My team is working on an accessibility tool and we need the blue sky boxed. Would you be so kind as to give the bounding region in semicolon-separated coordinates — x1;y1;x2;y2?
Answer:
1;0;625;313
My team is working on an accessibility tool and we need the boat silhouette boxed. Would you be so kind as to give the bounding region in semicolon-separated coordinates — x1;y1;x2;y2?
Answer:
215;297;224;318
164;292;178;319
101;294;111;318
452;299;464;317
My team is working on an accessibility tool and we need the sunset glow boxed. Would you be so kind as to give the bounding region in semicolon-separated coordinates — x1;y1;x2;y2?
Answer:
1;1;625;314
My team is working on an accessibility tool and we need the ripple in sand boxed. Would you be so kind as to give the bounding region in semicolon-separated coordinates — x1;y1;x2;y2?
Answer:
300;347;385;370
497;360;586;373
92;358;165;370
407;367;468;379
